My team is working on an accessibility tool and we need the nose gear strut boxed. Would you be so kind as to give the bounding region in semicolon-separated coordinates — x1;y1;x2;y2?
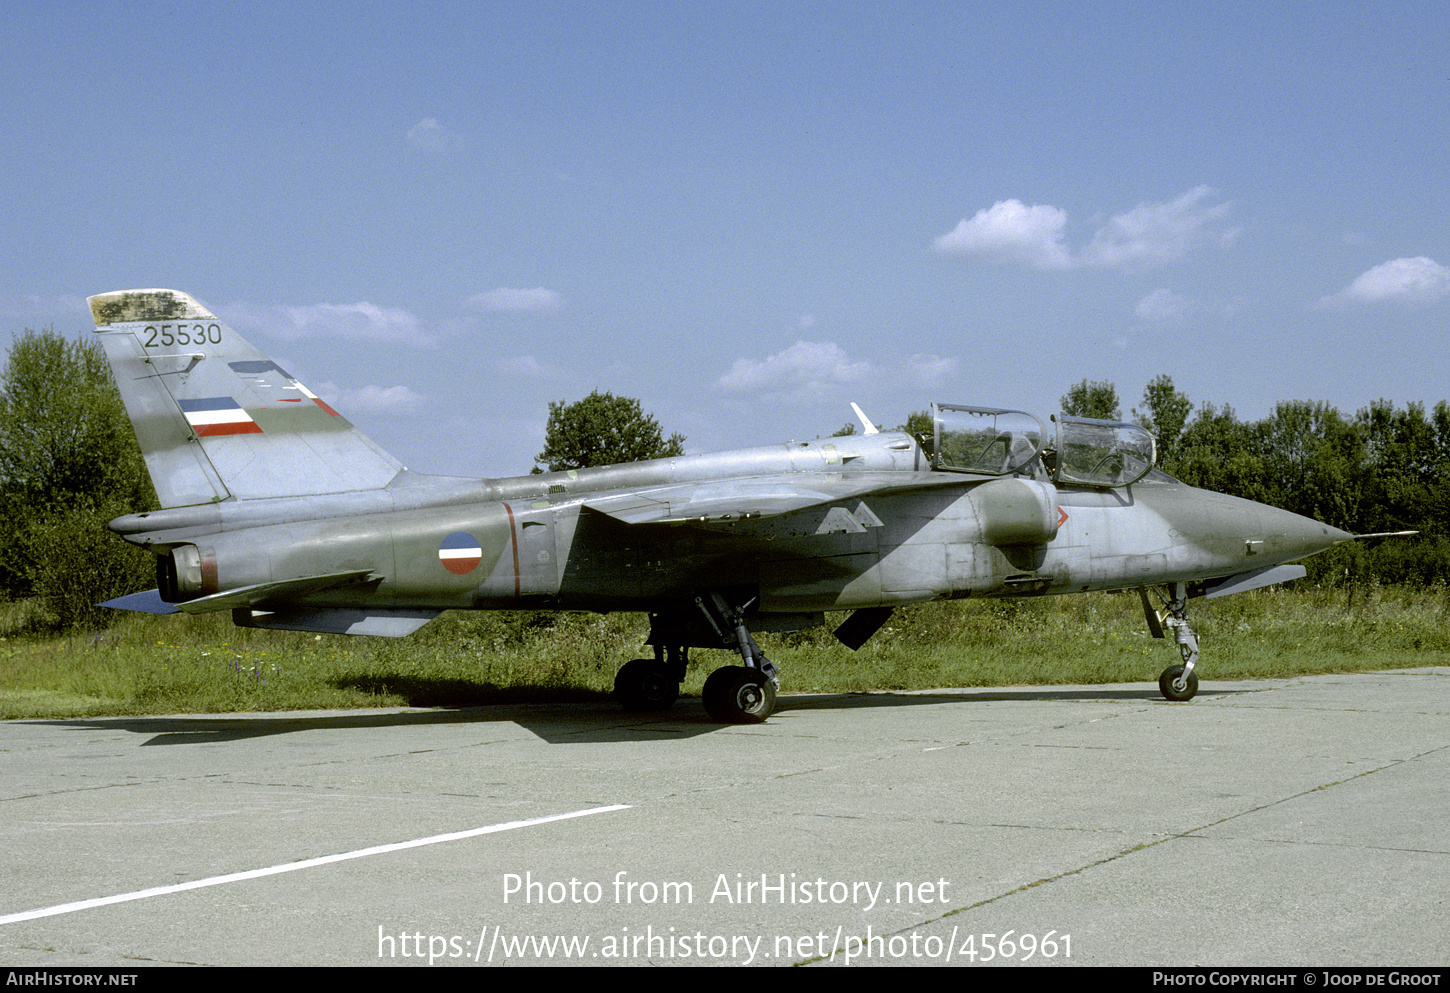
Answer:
1141;582;1200;701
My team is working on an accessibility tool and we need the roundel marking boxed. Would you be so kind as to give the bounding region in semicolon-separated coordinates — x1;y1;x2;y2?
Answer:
439;531;484;575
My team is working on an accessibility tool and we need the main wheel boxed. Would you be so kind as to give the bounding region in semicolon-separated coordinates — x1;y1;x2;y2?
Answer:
701;666;776;724
614;658;679;711
1158;664;1199;702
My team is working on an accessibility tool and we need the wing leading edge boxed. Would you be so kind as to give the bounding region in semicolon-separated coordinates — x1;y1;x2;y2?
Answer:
580;470;983;525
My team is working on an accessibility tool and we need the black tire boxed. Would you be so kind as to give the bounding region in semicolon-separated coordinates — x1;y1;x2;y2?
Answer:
702;666;776;723
614;658;679;711
1158;664;1199;702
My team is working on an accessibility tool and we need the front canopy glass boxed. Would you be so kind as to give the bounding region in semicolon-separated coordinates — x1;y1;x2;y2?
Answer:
1050;415;1157;487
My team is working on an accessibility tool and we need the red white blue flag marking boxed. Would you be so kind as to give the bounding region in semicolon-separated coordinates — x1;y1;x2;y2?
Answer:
178;397;262;437
439;532;483;575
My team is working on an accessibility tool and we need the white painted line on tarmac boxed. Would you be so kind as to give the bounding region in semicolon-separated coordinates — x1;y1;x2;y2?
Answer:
0;804;632;925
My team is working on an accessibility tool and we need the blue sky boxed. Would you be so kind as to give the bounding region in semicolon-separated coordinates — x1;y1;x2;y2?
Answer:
4;1;1447;477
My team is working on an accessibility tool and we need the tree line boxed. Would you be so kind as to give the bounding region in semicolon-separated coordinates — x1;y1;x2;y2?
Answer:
0;329;1442;632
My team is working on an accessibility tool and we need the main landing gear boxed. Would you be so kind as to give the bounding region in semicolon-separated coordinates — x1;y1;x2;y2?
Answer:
1140;582;1200;701
613;654;683;712
701;665;776;723
612;593;780;724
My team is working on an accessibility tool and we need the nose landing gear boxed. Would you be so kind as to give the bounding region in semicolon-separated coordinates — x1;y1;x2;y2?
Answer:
1141;583;1200;701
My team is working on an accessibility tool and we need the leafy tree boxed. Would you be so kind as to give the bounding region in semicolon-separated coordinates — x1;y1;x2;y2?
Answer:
534;390;685;472
20;507;154;630
1060;379;1121;420
1354;399;1450;583
0;328;155;626
1238;401;1364;529
831;422;857;437
1132;374;1192;465
1360;399;1445;491
1170;402;1270;503
0;329;151;513
897;410;934;455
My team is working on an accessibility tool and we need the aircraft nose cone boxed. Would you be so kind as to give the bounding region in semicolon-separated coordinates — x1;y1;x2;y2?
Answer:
1256;504;1353;562
1162;488;1353;571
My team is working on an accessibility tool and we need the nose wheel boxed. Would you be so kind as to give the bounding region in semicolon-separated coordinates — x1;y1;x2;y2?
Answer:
1158;663;1198;701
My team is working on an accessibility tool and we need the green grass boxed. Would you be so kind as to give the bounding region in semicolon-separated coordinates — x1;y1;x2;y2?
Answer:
1;583;1447;720
779;581;1450;692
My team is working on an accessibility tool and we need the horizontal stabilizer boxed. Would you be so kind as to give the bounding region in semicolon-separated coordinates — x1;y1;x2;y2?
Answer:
171;570;376;614
232;607;439;638
100;580;436;637
99;589;181;615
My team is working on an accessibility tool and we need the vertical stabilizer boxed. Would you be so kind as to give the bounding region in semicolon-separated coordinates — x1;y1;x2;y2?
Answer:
90;289;404;508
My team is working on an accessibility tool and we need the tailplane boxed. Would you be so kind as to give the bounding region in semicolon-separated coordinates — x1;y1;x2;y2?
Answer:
90;289;404;508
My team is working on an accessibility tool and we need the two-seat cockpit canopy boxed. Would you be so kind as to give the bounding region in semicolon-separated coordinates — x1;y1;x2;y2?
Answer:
930;403;1162;488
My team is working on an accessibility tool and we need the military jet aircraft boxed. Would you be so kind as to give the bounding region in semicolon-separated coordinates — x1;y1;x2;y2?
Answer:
92;288;1359;723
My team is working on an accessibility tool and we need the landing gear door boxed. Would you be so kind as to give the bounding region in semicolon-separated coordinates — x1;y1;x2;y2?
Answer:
1052;416;1156;488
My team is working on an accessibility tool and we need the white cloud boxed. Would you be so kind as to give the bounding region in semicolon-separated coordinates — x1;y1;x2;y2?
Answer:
1126;289;1246;340
1079;186;1234;270
1318;256;1450;308
467;287;564;313
226;301;431;345
312;381;424;414
934;186;1233;272
932;199;1072;269
1135;288;1191;324
406;117;461;151
8;294;90;320
718;342;961;401
719;341;873;397
276;302;425;344
495;355;568;379
905;353;960;384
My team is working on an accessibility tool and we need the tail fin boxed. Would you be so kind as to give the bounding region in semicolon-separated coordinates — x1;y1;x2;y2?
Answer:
90;289;404;507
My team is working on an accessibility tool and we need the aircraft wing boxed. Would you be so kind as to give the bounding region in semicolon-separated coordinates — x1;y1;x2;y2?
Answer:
581;471;973;525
